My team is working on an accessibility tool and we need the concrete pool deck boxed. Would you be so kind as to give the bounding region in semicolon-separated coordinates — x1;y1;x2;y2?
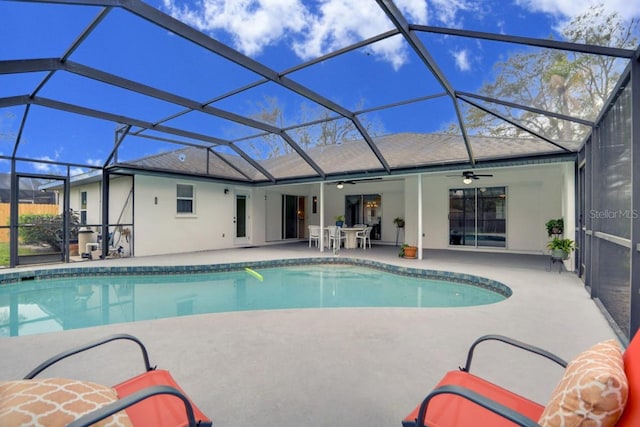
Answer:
0;244;619;426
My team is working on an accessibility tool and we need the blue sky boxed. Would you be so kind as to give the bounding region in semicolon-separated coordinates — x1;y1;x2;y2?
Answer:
1;0;639;177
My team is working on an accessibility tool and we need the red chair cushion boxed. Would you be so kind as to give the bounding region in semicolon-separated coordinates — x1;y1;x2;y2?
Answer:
402;370;544;427
617;331;640;426
113;369;211;427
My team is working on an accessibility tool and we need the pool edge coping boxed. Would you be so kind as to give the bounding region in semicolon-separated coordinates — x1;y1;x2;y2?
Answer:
0;257;512;298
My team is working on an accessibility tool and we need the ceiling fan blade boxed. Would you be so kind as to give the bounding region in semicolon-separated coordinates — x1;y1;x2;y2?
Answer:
354;177;382;182
328;177;383;185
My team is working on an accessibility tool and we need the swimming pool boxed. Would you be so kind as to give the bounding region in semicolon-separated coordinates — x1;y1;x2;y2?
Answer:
0;259;511;336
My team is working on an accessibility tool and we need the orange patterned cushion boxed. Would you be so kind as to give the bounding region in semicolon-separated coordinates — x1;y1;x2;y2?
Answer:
538;339;628;427
0;377;133;427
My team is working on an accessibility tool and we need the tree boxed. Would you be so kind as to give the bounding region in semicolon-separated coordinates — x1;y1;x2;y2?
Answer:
464;4;638;141
245;96;384;159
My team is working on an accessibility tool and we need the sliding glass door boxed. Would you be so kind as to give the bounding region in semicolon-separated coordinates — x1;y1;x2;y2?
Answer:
282;195;306;239
449;187;506;248
344;193;382;240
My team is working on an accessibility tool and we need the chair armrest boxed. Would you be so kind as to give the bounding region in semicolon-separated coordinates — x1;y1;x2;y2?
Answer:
65;385;198;427
461;334;567;373
416;384;541;427
24;334;154;379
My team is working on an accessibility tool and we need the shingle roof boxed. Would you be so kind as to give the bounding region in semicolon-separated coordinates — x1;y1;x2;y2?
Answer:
123;132;578;182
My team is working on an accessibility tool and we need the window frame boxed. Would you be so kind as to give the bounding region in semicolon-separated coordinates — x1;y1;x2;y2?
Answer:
176;183;195;215
80;191;87;225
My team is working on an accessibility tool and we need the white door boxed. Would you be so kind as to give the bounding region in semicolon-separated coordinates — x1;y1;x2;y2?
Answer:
234;192;250;244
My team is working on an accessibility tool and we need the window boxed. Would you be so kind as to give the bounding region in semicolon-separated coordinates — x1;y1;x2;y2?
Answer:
80;191;87;224
176;184;194;214
449;187;506;248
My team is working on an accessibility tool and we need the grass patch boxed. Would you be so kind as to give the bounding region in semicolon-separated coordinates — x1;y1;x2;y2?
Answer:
0;242;43;267
0;242;9;267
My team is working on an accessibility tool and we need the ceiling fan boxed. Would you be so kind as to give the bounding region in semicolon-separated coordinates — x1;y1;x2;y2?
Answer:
448;171;494;184
329;177;382;189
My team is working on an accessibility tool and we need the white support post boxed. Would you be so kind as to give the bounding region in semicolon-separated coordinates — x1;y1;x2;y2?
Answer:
319;183;325;252
418;173;423;260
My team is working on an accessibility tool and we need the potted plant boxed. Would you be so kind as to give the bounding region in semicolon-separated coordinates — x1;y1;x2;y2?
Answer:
335;215;345;227
545;218;564;236
393;217;405;228
547;237;577;260
399;243;417;259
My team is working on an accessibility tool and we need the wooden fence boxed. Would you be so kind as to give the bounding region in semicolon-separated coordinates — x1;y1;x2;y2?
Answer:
0;203;59;243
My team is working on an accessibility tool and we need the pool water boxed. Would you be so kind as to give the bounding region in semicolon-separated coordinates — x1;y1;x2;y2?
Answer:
0;265;506;336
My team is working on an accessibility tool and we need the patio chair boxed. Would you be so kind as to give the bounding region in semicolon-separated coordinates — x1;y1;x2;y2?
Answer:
326;225;345;251
0;334;212;427
356;226;372;249
402;331;639;427
308;225;321;248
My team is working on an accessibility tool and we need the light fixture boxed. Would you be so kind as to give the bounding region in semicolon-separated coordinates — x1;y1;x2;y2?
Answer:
463;177;473;185
336;182;344;189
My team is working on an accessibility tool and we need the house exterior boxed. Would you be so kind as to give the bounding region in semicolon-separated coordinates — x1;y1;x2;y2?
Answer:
67;139;575;266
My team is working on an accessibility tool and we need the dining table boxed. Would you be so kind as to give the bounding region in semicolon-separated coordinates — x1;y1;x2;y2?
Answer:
339;227;366;249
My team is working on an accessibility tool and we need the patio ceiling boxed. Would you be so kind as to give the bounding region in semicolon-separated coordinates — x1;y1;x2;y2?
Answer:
0;0;637;185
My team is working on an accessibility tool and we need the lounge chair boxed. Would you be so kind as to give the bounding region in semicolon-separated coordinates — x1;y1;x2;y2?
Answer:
0;334;212;427
402;331;639;427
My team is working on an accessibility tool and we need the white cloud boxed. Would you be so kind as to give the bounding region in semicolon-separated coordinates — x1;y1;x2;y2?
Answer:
33;157;54;173
162;0;475;69
427;0;475;27
86;158;102;167
514;0;640;20
451;49;471;71
291;0;421;70
164;0;309;56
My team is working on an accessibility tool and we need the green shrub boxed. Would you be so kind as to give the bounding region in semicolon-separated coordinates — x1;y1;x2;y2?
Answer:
18;212;80;252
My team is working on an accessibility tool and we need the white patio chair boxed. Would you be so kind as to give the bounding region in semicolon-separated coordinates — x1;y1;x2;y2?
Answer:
356;226;372;249
326;225;345;251
308;225;321;248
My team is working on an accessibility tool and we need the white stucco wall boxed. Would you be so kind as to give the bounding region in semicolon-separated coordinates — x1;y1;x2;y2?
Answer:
319;180;405;244
419;163;572;253
258;180;404;244
68;176;134;254
68;177;133;225
67;181;100;225
134;175;255;256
